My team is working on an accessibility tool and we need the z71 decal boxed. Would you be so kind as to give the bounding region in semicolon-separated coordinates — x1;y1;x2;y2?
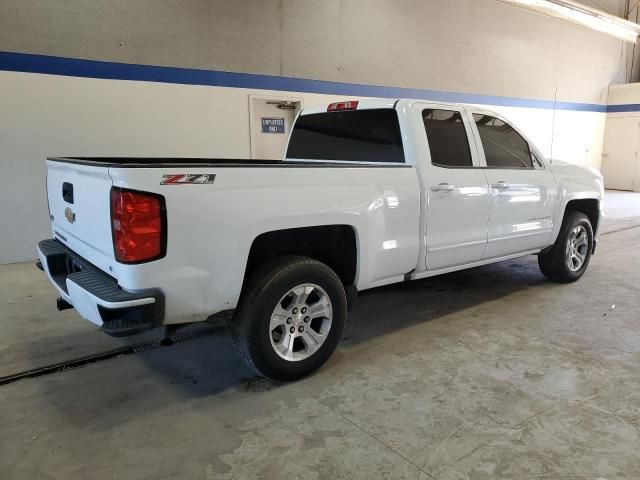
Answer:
161;174;216;185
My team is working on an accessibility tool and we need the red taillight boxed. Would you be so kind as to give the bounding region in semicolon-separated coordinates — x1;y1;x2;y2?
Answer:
327;100;359;112
110;188;166;263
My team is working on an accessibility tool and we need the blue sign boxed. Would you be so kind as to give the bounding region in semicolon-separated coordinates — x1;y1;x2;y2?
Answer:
261;117;285;134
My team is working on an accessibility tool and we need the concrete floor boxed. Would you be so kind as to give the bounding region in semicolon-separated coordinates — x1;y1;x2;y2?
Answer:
1;191;640;479
600;190;640;221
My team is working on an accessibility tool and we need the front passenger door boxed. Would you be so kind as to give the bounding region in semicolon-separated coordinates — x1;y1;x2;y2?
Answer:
470;113;557;259
418;106;490;270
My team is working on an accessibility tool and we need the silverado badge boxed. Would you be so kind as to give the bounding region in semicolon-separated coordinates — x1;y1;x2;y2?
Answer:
64;207;76;224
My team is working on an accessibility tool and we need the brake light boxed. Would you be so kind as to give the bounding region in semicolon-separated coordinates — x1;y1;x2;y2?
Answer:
110;188;166;263
327;100;359;111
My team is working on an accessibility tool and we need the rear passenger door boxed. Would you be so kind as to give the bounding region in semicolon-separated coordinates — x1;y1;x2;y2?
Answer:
415;104;490;270
469;111;557;259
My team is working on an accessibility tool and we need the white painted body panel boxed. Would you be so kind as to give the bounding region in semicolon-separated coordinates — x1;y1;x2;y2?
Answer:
547;160;605;243
425;167;490;270
42;98;604;326
409;102;491;270
65;163;421;324
46;161;115;273
483;168;557;258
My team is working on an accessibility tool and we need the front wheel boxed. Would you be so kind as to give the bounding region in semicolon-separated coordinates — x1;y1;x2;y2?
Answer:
538;211;593;283
230;256;347;381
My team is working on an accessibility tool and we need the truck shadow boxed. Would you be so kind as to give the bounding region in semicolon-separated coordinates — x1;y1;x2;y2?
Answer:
24;255;549;429
132;254;548;394
342;254;546;346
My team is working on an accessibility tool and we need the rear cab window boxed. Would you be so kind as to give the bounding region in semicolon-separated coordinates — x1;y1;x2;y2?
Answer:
422;109;473;168
286;109;405;163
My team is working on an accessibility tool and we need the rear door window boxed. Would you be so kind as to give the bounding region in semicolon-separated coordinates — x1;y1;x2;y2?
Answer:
422;109;473;167
286;109;405;163
473;114;533;168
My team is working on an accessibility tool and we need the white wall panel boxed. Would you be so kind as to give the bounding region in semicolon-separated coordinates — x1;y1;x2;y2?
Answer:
608;83;640;105
602;83;640;191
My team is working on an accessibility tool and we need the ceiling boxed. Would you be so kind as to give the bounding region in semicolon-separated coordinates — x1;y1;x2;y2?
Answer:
575;0;639;20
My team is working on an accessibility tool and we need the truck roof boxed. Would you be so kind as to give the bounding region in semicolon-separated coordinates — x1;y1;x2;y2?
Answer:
300;98;470;116
300;98;398;115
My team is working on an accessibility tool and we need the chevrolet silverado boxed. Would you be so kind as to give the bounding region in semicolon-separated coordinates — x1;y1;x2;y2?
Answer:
37;99;604;380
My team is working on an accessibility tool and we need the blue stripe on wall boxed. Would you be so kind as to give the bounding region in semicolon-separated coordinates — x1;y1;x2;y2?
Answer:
0;50;613;113
607;103;640;113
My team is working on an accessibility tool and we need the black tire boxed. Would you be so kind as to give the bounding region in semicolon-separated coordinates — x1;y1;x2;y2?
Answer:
538;211;593;283
230;256;347;382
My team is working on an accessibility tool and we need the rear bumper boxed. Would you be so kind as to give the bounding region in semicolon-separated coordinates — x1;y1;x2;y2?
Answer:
37;239;164;336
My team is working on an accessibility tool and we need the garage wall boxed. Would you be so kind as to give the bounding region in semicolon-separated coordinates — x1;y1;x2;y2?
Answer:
0;0;626;103
608;83;640;105
0;0;633;263
602;84;640;191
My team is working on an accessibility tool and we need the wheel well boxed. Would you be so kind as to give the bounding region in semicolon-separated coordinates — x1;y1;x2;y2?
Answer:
565;199;600;232
244;225;358;287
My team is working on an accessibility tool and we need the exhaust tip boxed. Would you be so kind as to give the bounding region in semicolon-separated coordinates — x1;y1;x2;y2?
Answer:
159;325;178;347
56;297;73;311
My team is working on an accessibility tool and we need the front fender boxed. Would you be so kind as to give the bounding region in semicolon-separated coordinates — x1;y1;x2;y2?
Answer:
549;161;604;244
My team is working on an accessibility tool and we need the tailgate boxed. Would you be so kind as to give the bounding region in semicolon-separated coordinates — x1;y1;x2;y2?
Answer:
46;160;115;267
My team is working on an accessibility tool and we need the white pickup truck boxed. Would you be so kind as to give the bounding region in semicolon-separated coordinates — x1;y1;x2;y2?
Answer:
38;98;604;380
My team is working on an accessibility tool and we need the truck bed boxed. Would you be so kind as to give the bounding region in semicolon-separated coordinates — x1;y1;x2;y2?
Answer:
44;153;421;326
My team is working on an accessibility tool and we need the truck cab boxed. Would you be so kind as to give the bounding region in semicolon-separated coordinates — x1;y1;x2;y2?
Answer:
401;100;558;272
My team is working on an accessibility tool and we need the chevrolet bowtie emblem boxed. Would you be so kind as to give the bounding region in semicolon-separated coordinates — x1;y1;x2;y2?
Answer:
64;207;76;224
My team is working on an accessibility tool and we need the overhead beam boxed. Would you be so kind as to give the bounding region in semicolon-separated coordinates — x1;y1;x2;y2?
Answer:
497;0;640;41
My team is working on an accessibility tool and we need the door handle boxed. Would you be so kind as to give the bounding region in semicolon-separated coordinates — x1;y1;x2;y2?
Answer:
431;183;455;192
491;181;510;190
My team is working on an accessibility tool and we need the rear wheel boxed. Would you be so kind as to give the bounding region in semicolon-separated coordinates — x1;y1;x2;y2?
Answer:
231;256;347;381
538;211;593;283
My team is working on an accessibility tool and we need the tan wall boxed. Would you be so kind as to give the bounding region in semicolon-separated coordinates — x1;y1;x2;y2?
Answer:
0;0;627;103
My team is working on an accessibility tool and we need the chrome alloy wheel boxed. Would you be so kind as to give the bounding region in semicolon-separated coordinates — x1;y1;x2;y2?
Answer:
269;283;333;362
566;225;589;272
